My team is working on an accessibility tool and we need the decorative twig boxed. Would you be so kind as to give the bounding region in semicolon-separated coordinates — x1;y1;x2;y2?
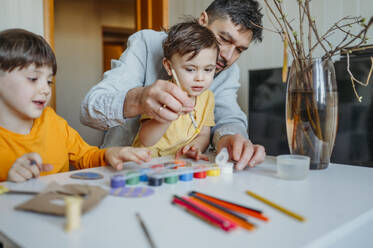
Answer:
345;52;373;102
263;0;373;102
274;0;305;59
302;2;329;56
263;0;298;58
249;20;280;35
299;3;306;56
309;17;362;53
327;17;373;59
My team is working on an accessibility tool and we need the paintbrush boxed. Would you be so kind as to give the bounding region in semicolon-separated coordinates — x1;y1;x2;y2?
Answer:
0;185;85;197
171;68;200;134
136;212;158;248
0;185;39;195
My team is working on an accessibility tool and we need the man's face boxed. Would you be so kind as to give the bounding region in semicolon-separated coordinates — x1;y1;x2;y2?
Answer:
201;16;253;73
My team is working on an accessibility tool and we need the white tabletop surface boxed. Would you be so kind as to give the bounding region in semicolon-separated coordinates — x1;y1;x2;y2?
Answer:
1;156;373;248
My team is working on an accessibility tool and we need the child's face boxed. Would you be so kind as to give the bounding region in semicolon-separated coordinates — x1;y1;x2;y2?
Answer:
0;64;53;121
165;47;217;97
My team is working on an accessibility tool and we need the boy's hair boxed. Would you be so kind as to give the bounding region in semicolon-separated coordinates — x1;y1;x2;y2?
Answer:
163;20;219;61
205;0;263;43
0;28;57;75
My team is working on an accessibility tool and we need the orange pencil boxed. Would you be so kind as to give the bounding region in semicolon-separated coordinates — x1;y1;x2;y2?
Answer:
189;191;269;221
188;197;255;231
173;196;236;232
191;195;256;224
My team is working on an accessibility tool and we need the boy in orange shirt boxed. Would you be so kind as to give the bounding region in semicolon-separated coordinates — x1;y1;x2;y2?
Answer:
0;29;151;183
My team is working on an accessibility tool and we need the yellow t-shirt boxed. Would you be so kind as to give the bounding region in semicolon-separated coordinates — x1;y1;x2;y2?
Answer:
132;90;215;157
0;107;106;182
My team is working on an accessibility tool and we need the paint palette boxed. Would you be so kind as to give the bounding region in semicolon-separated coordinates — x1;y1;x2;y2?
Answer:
110;149;232;188
110;187;154;198
70;172;104;180
112;161;225;187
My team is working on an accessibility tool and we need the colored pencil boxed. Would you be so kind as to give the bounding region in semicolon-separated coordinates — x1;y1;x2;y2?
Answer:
135;212;157;248
180;196;238;230
188;197;255;231
190;191;262;213
172;195;236;232
173;196;235;232
190;195;256;227
189;191;269;221
246;190;306;222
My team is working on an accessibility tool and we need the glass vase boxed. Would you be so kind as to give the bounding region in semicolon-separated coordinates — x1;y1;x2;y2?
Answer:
286;58;338;169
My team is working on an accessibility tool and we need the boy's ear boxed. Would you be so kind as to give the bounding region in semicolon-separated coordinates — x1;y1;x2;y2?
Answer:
162;58;172;76
199;11;209;26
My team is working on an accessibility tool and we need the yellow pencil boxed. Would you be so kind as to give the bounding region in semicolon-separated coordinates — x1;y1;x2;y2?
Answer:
171;68;200;134
246;190;306;222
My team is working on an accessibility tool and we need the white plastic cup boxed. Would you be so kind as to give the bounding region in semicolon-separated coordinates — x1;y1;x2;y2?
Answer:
215;148;229;166
276;155;310;180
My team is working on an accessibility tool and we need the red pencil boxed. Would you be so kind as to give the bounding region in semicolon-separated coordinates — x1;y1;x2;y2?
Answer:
172;195;236;232
189;191;269;221
188;197;255;231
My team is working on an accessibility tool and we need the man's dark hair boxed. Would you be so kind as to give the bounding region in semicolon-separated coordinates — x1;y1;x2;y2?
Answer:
0;28;57;75
163;20;219;61
205;0;263;42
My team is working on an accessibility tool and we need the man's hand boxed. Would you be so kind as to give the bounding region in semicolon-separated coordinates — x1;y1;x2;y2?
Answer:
8;153;54;183
217;134;266;170
124;80;194;122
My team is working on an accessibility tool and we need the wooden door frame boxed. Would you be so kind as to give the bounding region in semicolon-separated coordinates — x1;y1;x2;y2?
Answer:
136;0;168;31
43;0;56;110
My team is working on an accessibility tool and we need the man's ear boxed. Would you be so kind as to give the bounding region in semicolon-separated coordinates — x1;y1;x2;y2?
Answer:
162;58;172;76
199;11;209;26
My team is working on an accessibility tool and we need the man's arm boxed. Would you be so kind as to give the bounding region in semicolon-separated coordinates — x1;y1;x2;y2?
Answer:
211;65;248;147
211;65;265;169
80;30;194;131
80;31;149;130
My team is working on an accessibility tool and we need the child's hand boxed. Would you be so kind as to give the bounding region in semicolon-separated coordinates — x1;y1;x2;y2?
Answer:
8;153;54;183
105;147;152;170
175;145;209;161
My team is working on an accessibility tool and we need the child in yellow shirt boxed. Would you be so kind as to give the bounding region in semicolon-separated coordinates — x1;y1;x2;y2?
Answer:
132;21;218;160
0;28;151;182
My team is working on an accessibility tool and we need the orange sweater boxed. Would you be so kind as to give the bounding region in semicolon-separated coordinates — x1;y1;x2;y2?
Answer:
0;107;106;181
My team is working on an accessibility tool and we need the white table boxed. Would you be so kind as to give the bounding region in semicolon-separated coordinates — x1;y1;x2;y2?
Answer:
1;156;373;248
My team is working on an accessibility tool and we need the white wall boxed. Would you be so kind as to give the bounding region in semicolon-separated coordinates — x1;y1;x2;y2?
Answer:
169;0;373;117
54;0;136;146
0;0;44;35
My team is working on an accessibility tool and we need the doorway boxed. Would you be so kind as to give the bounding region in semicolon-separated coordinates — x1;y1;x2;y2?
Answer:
102;26;133;72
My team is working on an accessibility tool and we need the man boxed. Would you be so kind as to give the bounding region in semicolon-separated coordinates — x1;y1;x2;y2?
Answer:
80;0;266;170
